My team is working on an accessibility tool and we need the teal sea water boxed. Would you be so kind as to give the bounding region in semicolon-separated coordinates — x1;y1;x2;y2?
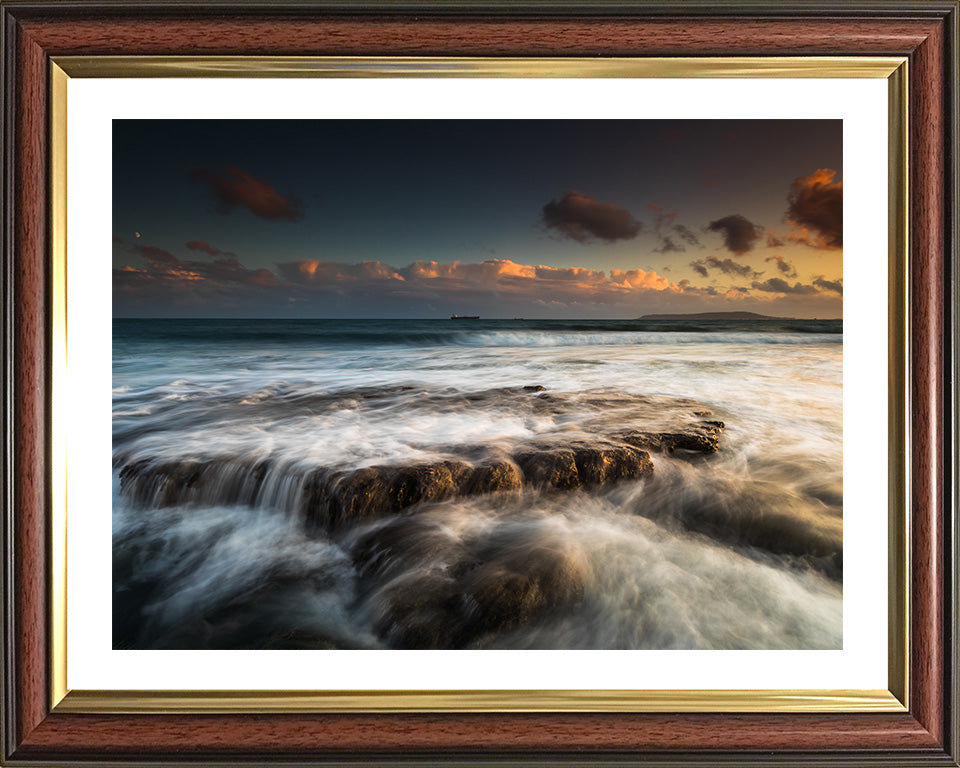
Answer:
113;318;843;650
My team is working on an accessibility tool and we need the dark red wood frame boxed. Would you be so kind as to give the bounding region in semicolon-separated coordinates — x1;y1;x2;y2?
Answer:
1;2;957;765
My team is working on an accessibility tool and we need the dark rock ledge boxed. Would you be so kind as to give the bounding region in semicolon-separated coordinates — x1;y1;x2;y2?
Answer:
116;392;725;531
300;442;657;530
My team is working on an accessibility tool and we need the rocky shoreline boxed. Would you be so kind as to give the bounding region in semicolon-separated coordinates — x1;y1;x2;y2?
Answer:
117;386;725;532
111;385;847;651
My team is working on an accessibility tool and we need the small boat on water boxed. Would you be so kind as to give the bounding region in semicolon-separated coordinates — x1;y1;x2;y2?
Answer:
450;314;480;320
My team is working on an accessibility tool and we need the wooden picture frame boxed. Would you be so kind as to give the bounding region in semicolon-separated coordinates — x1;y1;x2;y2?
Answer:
2;1;957;765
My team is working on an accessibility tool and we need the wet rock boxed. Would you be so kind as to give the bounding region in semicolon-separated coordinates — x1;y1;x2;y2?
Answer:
616;424;722;454
515;449;581;490
572;444;653;485
389;461;471;509
352;515;591;648
118;459;203;507
659;431;721;453
304;461;471;530
118;458;271;508
464;460;523;495
462;539;588;639
117;389;724;528
304;466;392;530
372;571;465;649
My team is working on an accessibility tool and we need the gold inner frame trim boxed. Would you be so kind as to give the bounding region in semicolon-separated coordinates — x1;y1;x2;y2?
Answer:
56;688;904;715
49;61;69;712
886;59;910;709
49;55;910;715
53;55;904;79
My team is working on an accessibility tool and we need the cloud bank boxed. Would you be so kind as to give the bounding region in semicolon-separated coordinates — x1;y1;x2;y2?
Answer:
115;245;843;318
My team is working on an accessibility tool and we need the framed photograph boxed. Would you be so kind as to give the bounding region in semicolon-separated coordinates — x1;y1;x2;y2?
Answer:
2;1;957;766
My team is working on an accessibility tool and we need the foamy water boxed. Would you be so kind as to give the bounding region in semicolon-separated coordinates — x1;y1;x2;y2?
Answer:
112;318;842;650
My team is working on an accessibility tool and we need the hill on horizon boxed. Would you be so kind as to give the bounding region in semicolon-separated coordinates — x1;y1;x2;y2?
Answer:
638;311;782;321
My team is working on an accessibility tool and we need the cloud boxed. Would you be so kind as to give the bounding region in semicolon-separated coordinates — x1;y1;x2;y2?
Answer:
537;265;606;282
278;259;407;284
674;224;701;248
751;278;820;295
675;279;718;297
706;215;763;255
186;239;235;257
134;243;179;264
654;237;684;254
277;257;678;304
648;205;701;254
116;253;841;318
766;232;785;248
191;166;304;221
113;235;125;244
606;268;674;291
785;168;842;249
813;275;843;295
198;256;280;286
119;245;286;299
765;255;797;278
690;255;758;278
542;191;642;243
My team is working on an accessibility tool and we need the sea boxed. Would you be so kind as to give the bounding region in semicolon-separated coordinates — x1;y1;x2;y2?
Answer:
112;317;843;650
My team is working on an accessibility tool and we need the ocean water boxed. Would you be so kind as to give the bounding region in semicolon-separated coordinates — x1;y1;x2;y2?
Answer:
112;318;843;650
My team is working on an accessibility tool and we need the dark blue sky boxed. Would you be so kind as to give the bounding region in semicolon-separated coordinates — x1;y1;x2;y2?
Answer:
113;119;843;318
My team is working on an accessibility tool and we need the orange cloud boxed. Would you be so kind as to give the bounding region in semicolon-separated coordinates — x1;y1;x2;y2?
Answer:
117;245;286;297
275;257;688;307
608;268;672;291
785;168;842;249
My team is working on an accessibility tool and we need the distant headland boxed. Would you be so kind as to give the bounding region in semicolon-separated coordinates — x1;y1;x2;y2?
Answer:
638;311;780;321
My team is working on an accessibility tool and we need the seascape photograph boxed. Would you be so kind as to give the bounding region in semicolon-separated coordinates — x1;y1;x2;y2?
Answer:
112;119;843;651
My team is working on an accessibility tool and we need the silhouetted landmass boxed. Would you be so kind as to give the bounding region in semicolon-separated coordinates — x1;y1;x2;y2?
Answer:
639;311;779;320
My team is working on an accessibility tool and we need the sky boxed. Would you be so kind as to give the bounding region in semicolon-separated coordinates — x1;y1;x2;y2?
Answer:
113;119;842;319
